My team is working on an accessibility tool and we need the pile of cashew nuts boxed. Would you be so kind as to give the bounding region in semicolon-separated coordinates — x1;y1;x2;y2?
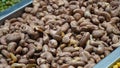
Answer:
0;0;120;68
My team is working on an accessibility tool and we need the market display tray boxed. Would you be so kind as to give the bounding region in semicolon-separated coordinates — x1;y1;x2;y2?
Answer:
0;0;120;68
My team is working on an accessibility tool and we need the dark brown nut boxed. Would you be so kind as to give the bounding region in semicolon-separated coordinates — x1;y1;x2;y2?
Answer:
84;63;95;68
28;59;36;64
18;58;28;64
41;52;53;62
63;46;76;52
92;30;105;38
1;50;10;58
7;42;17;52
61;23;70;32
62;33;72;43
79;32;90;47
48;39;58;48
37;58;46;65
40;64;50;68
6;33;21;42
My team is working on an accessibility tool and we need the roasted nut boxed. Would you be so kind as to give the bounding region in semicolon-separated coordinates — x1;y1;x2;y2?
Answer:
92;29;105;38
48;39;58;48
6;33;21;42
40;64;50;68
41;52;53;62
79;32;90;47
7;42;17;52
1;50;10;58
62;33;72;43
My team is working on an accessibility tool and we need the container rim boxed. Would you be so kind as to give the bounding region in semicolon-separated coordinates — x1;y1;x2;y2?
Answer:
0;0;32;20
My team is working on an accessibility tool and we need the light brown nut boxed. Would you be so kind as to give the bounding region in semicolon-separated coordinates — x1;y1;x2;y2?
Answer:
6;33;21;42
74;13;81;21
93;44;105;54
62;33;72;43
18;58;28;64
1;50;10;58
37;58;46;65
112;35;119;44
0;36;7;45
7;42;17;52
92;54;101;63
22;47;29;54
61;64;69;68
61;23;70;32
40;64;50;68
41;52;53;62
26;44;35;57
48;39;58;48
68;65;75;68
84;63;95;68
84;10;91;18
92;30;105;38
67;60;86;66
79;32;90;47
63;46;76;52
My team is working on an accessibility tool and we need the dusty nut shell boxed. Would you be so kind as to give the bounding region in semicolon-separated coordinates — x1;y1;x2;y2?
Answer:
48;39;58;48
92;30;105;38
79;32;90;47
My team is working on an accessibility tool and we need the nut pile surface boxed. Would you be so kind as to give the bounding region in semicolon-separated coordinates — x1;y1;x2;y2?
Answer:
0;0;120;68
